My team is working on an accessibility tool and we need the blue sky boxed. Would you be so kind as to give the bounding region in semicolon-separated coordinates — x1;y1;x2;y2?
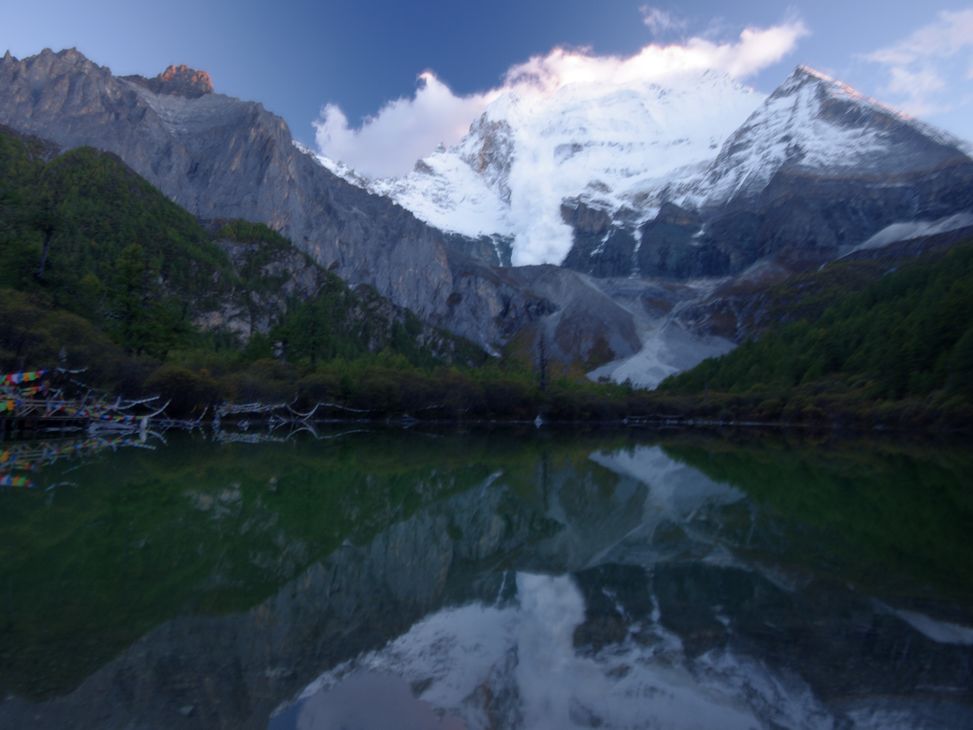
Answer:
4;0;973;172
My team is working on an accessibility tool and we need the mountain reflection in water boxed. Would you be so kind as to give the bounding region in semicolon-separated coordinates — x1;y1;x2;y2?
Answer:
0;428;970;729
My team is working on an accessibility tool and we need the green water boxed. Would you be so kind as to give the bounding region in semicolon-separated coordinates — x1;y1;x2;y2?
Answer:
0;427;971;729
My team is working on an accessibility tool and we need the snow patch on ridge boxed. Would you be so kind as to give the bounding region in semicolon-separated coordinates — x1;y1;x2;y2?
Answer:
893;609;973;646
588;320;734;389
850;212;973;252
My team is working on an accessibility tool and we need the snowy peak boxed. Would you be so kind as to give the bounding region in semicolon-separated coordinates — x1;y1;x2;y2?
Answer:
373;69;762;265
775;64;939;134
771;64;913;113
779;64;925;122
696;65;971;207
779;64;855;95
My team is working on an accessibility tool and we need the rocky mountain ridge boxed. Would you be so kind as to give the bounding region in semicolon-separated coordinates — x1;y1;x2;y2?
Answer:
0;123;479;368
0;50;560;353
123;64;215;98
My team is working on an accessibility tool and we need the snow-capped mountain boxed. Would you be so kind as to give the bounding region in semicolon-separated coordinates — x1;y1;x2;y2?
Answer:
338;65;973;280
640;65;973;278
689;65;971;208
334;70;763;266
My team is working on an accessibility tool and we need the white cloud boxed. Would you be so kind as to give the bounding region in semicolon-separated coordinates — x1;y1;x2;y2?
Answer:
865;8;973;118
886;65;948;116
501;21;807;90
639;6;685;36
314;20;807;179
866;8;973;66
314;72;494;179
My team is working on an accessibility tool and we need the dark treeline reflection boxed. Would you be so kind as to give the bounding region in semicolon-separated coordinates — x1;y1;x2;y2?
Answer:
1;428;971;729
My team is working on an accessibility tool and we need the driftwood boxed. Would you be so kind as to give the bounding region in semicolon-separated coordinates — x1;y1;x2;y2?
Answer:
286;401;372;419
1;368;172;436
2;367;414;437
216;402;288;418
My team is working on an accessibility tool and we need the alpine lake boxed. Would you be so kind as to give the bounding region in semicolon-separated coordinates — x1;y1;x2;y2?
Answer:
1;425;971;729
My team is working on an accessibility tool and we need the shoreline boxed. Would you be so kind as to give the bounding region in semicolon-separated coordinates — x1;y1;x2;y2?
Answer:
3;408;971;441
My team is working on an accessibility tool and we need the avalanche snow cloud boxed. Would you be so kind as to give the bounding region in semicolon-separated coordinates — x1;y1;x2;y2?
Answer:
313;19;807;179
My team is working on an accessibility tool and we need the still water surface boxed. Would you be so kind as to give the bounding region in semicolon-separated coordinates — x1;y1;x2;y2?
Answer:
0;427;971;729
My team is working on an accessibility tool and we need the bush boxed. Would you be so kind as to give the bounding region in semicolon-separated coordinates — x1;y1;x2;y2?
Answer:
143;365;221;418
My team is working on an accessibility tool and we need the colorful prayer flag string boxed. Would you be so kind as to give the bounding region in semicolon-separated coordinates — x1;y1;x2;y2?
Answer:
0;369;48;387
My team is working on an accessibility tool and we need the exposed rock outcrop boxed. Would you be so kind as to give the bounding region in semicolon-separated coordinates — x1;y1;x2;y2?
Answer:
123;64;214;98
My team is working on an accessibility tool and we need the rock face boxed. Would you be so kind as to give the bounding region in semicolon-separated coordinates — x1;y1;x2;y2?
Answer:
0;49;552;352
123;64;214;98
562;202;718;280
500;265;643;366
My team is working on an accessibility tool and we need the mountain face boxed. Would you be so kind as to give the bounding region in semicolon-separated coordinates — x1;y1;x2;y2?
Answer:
359;66;973;280
358;71;762;268
0;125;480;370
339;64;973;386
644;66;973;279
690;66;970;206
0;49;555;353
